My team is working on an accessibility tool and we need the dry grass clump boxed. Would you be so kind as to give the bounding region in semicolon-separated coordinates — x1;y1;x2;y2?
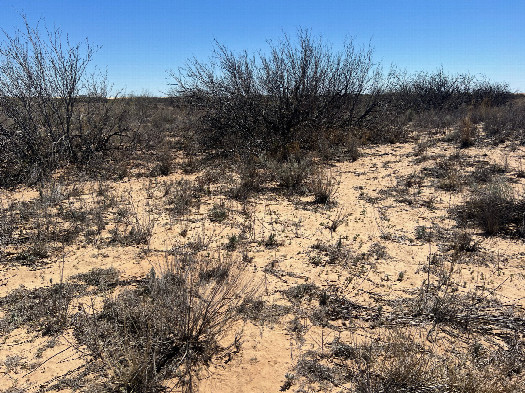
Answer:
72;252;254;393
166;179;203;217
308;171;339;205
293;330;524;393
456;177;525;236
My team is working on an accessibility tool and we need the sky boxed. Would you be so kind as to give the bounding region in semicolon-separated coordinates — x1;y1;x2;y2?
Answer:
1;0;524;95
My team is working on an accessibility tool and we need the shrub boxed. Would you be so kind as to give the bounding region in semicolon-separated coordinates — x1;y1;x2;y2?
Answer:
70;267;120;291
0;283;83;335
482;97;525;144
171;29;386;157
166;179;202;216
73;253;252;392
308;171;339;204
208;202;228;222
0;17;135;187
392;67;511;113
230;154;267;200
456;178;525;236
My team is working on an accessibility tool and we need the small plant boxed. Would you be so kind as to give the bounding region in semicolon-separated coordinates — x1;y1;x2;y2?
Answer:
237;298;290;325
414;225;430;241
128;214;154;245
231;156;266;201
166;179;201;217
308;171;339;205
264;233;279;249
321;209;348;235
270;156;314;193
458;115;476;147
208;202;228;223
70;267;120;291
225;235;238;251
310;239;353;266
448;231;478;253
283;283;320;304
0;282;83;335
149;149;172;176
280;373;296;391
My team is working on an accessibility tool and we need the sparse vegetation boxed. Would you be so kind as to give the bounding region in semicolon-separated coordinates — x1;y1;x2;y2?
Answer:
2;18;525;393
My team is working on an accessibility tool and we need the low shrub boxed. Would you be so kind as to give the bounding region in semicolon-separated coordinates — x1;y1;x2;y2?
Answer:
166;179;202;216
456;178;525;236
0;283;83;335
308;171;339;204
73;253;252;392
482;98;525;144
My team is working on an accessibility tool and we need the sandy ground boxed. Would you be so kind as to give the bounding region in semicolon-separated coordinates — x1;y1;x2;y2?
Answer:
1;139;525;392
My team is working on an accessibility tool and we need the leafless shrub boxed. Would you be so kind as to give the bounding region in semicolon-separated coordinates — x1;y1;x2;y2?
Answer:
470;162;506;184
149;148;172;177
0;17;141;186
0;202;17;259
73;253;253;392
296;351;347;386
446;230;479;254
171;29;386;158
294;330;524;393
393;68;511;114
352;333;443;393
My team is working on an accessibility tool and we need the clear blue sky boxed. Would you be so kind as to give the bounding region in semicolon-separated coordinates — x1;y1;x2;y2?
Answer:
1;0;524;95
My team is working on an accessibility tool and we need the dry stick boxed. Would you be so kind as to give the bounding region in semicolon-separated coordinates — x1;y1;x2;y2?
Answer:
426;225;432;293
21;345;73;379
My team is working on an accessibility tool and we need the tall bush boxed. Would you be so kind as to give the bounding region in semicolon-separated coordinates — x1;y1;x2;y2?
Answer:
171;29;387;157
0;17;130;186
